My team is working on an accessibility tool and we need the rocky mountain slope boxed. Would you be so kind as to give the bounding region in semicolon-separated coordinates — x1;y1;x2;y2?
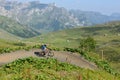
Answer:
0;0;120;35
70;10;120;26
0;1;80;33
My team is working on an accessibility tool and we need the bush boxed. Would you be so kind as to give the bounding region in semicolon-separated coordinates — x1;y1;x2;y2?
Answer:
79;37;96;52
13;42;26;46
0;48;13;53
64;47;80;52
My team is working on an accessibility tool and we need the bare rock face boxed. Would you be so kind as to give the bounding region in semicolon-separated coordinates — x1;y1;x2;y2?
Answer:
0;1;81;33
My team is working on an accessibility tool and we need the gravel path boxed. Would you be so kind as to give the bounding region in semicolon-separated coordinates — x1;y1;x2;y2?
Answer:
0;49;97;70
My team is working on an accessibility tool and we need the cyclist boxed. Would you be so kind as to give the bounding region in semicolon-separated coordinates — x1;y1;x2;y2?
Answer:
41;44;47;56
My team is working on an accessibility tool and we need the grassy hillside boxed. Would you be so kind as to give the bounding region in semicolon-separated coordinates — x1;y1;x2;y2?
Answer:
0;29;21;40
0;28;39;52
0;57;119;80
0;28;38;50
0;16;40;38
0;28;22;48
28;21;120;72
28;22;120;48
0;15;41;49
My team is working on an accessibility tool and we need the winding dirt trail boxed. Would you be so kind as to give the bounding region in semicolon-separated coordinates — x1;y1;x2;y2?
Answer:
0;49;97;70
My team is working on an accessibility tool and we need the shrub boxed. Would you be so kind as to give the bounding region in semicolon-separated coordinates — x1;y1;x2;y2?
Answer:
79;37;96;52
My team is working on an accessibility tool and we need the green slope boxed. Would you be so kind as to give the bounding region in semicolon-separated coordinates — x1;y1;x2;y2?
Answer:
0;28;22;48
0;16;40;38
0;29;21;40
0;57;119;80
28;22;120;48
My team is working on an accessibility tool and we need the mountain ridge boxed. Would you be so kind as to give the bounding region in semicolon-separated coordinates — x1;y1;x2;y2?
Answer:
1;0;120;34
0;1;81;33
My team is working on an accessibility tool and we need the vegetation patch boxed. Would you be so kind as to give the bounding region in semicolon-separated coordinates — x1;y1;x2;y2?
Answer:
0;57;119;80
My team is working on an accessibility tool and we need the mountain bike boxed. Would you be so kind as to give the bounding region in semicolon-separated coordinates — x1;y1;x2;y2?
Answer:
34;49;54;58
44;49;54;57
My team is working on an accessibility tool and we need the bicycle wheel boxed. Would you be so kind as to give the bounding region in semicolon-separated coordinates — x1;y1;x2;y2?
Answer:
48;51;54;57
